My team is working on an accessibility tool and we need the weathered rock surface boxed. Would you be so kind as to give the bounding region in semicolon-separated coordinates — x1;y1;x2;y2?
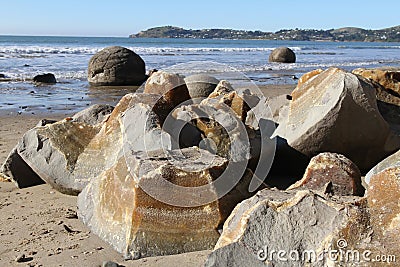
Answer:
268;47;296;63
365;149;399;184
297;69;323;88
353;67;400;96
288;152;364;196
88;46;146;86
0;93;172;194
144;71;191;108
205;189;369;267
246;94;289;126
78;147;255;259
367;166;400;258
274;67;400;172
72;104;114;125
33;73;56;84
184;74;219;100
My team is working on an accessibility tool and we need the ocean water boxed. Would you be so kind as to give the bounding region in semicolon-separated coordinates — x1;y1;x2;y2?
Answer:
1;35;400;114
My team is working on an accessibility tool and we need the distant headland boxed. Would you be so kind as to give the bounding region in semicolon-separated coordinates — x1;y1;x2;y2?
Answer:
130;25;400;42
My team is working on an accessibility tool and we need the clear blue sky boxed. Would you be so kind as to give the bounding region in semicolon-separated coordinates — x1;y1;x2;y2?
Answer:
1;0;399;37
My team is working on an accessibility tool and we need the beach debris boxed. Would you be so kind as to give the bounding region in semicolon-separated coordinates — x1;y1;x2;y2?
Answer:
184;74;220;101
274;67;400;172
33;73;57;84
205;188;368;267
268;47;296;63
88;46;146;86
77;147;255;259
15;253;33;263
144;70;191;107
365;149;399;184
288;152;364;196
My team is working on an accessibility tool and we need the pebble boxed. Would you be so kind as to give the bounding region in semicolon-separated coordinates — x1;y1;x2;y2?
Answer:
102;261;120;267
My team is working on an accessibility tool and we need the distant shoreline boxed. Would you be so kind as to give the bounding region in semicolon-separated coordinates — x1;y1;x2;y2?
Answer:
130;25;400;42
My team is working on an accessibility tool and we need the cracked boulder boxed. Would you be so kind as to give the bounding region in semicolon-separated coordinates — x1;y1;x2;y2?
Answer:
144;71;191;108
353;67;400;96
288;152;364;196
274;67;400;172
0;93;172;195
78;147;255;259
88;46;146;86
205;189;369;267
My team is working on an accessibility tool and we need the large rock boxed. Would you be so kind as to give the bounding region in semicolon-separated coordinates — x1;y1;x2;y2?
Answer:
288;152;364;196
353;67;400;96
184;74;219;100
365;149;399;184
274;67;400;172
205;189;369;267
0;93;172;194
268;47;296;63
367;166;400;258
88;46;146;86
144;71;191;108
78;147;255;259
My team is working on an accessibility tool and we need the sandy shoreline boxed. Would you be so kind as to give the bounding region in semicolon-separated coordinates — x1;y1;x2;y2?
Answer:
0;84;295;266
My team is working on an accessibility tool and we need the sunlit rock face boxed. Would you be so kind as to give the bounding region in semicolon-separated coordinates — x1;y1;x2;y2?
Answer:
274;67;400;172
144;71;191;108
205;189;368;267
353;67;400;96
288;152;364;196
78;147;255;259
365;149;399;184
367;166;400;258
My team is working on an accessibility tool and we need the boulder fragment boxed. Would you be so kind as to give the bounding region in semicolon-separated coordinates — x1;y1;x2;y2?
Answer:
288;152;364;196
205;189;368;267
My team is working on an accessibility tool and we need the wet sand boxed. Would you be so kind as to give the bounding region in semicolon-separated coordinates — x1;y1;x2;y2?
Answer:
0;84;295;266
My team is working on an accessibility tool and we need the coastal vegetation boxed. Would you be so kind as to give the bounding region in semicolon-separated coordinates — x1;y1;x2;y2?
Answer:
130;25;400;42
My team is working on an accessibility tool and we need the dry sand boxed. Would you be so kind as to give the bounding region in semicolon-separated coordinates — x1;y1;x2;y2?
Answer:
0;84;295;266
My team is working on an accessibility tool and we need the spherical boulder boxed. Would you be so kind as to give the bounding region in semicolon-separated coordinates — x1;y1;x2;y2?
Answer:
269;47;296;63
88;46;146;86
184;74;220;100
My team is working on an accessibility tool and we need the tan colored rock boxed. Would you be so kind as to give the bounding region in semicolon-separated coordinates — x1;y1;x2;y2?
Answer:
78;147;255;259
274;67;400;171
367;166;400;257
144;71;191;107
297;68;323;88
353;67;400;96
365;149;399;184
288;152;364;196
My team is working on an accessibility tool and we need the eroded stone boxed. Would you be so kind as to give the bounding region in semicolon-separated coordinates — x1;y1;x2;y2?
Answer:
288;152;364;196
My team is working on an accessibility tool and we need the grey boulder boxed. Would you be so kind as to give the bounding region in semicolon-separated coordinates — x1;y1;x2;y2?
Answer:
269;47;296;63
88;46;146;86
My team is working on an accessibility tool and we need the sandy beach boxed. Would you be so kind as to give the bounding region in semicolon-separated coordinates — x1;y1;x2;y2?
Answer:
0;84;295;266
